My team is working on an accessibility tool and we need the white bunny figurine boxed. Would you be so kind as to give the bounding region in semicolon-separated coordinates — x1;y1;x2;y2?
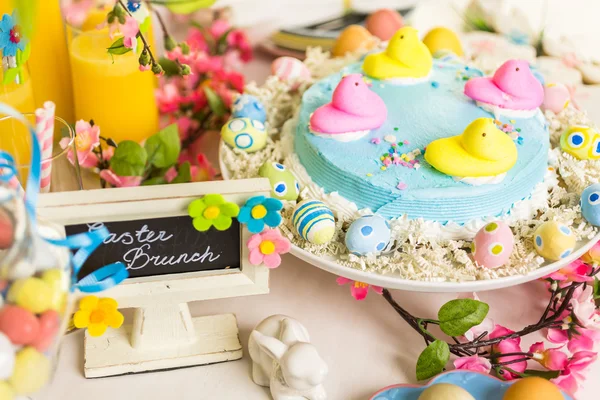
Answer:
248;315;328;400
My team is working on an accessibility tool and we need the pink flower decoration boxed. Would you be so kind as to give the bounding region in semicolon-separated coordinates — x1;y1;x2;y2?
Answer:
60;120;100;168
122;16;140;53
187;28;209;52
529;342;569;370
490;324;520;346
139;64;151;72
155;83;182;114
336;277;383;301
494;338;527;380
247;229;290;269
453;355;492;374
547;259;594;284
570;286;598;328
209;19;231;39
226;29;253;62
551;351;597;395
61;0;94;26
99;169;142;188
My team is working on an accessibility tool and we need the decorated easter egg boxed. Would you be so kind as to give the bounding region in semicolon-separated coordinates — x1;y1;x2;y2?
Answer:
6;278;53;314
30;311;60;353
0;381;13;400
271;57;311;89
542;83;571;114
365;8;404;41
232;94;267;123
471;221;514;268
0;305;40;345
258;161;300;201
0;332;15;380
418;383;475;400
345;215;391;256
560;125;600;160
292;200;335;245
533;221;576;261
221;118;267;153
9;347;50;395
423;27;464;57
502;377;563;400
332;25;376;57
581;183;600;226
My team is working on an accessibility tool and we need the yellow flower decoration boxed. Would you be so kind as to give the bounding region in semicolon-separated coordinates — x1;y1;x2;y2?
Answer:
188;194;240;232
73;296;124;337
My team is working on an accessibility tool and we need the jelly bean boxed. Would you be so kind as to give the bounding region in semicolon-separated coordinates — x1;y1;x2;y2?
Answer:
6;278;53;314
0;306;40;345
0;333;14;380
9;347;50;395
30;311;60;353
40;269;67;312
0;381;14;400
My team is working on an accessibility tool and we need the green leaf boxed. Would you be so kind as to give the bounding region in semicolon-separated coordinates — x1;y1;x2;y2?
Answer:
19;43;32;64
165;0;217;15
139;16;151;34
416;340;450;381
107;37;132;55
142;177;167;186
2;68;19;85
203;86;227;117
594;278;600;301
158;57;180;77
144;124;181;168
110;141;147;177
438;299;490;337
172;162;192;184
523;369;561;380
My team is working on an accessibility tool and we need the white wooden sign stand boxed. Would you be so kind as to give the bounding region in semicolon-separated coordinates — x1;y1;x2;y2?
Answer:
38;179;271;378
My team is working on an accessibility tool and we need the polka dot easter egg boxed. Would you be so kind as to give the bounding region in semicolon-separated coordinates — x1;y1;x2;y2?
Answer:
271;57;311;90
471;221;514;269
258;161;300;201
231;94;267;123
292;200;336;245
345;215;391;256
533;221;576;261
221;118;267;153
581;183;600;226
560;125;600;160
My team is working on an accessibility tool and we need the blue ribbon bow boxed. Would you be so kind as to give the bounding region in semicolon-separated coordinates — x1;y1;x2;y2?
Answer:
0;103;128;292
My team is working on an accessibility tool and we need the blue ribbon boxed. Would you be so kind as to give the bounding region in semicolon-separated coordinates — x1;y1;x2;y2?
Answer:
0;103;128;292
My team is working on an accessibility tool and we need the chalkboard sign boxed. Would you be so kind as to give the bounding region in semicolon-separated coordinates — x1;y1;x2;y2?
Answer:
66;216;241;280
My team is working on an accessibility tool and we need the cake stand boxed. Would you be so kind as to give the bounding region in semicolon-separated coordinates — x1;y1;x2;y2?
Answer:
220;151;600;293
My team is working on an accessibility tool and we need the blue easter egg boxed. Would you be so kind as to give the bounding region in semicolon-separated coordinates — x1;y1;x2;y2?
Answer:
345;215;391;256
232;95;267;123
581;183;600;226
292;200;335;244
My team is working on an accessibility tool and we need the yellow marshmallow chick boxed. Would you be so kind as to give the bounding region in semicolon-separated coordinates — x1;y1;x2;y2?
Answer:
362;27;433;80
425;118;518;177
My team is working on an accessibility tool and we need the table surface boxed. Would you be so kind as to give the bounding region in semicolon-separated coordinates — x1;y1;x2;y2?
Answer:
40;50;600;400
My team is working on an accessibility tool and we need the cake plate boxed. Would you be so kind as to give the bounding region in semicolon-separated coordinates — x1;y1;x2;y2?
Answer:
220;152;600;293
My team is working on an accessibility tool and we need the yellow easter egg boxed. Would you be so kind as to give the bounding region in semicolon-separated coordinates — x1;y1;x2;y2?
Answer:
332;25;376;57
559;126;600;160
533;221;576;261
41;269;68;313
423;27;464;57
7;278;53;314
502;377;563;400
9;347;50;395
418;383;475;400
0;381;14;400
221;118;267;153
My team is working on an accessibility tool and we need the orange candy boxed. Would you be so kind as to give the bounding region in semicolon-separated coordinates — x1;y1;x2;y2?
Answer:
332;25;376;57
503;377;563;400
366;9;404;41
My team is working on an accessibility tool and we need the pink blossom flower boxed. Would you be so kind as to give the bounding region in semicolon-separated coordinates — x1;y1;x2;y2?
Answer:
581;240;600;265
155;83;182;114
60;120;100;168
61;0;94;26
121;16;140;53
551;351;598;394
529;342;569;370
493;339;527;380
490;324;520;345
209;19;231;39
453;355;492;374
175;116;198;141
547;324;600;353
139;64;150;72
227;29;253;62
571;286;599;327
164;166;178;183
459;293;495;342
247;229;290;268
336;277;383;301
547;259;594;284
99;169;142;188
187;28;208;52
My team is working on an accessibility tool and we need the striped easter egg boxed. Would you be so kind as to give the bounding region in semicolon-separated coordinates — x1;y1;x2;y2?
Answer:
271;57;311;89
292;200;335;245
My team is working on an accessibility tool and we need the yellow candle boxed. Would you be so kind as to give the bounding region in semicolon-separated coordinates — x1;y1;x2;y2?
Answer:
68;25;159;144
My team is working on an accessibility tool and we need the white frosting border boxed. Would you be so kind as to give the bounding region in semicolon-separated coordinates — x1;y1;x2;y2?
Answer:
476;101;540;119
453;173;507;186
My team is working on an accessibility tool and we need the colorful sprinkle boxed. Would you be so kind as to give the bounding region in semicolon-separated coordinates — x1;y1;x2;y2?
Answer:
510;119;516;124
371;138;381;144
381;166;387;171
384;135;397;143
431;81;439;88
394;127;399;131
403;140;409;145
366;173;373;177
396;182;408;190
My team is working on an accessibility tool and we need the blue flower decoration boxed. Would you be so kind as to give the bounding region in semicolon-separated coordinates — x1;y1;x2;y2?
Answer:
127;1;142;12
0;12;26;58
238;196;283;233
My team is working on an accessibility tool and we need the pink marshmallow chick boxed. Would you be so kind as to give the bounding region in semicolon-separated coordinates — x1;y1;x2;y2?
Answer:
542;83;571;114
464;60;544;111
310;74;387;138
471;221;514;269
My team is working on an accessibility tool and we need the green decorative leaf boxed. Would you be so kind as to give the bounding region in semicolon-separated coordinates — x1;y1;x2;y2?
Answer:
2;68;19;85
20;43;32;64
110;141;147;177
165;0;217;15
438;299;490;337
144;124;181;168
139;16;151;34
158;57;180;77
524;369;561;380
142;177;167;186
203;86;227;117
172;161;192;184
593;277;600;300
416;340;450;381
107;37;132;55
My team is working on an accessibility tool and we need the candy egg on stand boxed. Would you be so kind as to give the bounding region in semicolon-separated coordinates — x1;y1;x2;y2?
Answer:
471;221;514;269
232;94;267;123
221;118;267;153
271;57;311;90
533;221;576;261
423;27;464;57
365;9;404;41
292;200;336;245
580;183;600;226
345;215;391;256
258;161;301;201
559;125;600;160
332;25;376;58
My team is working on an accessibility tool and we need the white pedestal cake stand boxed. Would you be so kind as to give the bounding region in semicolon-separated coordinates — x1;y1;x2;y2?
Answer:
220;149;600;292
